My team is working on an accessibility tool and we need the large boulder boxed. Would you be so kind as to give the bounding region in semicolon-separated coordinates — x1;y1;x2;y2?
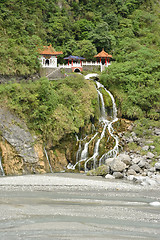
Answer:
130;164;141;173
110;159;127;172
155;162;160;171
87;165;110;176
132;157;143;164
113;172;123;179
116;153;131;166
127;169;137;176
146;152;155;159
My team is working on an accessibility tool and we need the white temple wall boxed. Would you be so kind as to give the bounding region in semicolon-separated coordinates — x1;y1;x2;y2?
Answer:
40;56;57;68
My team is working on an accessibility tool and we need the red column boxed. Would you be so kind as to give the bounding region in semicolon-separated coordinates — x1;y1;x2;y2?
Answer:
108;57;110;64
105;58;107;65
72;59;73;66
97;58;98;64
100;57;101;63
68;59;69;65
80;60;82;66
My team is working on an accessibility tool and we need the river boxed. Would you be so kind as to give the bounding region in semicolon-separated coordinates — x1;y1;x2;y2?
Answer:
0;173;160;239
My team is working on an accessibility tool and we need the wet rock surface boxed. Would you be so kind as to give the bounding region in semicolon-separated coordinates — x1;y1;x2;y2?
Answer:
0;108;38;163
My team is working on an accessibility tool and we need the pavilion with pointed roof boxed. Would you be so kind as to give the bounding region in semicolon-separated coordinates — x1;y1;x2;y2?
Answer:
94;49;112;65
39;44;63;68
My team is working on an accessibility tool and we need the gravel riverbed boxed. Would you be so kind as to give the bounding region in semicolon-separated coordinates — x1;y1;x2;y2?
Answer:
0;173;160;240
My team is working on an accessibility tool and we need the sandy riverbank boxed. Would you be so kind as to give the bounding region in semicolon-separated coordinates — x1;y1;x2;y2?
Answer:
0;173;160;240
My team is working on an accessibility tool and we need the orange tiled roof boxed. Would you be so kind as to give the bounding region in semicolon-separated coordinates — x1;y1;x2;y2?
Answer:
94;49;112;58
39;44;63;55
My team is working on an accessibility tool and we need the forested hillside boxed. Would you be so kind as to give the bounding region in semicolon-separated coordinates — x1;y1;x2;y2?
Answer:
0;0;160;120
0;0;159;75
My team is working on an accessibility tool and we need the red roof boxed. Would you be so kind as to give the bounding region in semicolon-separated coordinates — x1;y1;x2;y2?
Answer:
94;49;112;58
39;45;63;55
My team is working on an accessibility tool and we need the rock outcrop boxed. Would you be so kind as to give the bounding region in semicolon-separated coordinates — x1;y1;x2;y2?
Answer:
0;107;69;175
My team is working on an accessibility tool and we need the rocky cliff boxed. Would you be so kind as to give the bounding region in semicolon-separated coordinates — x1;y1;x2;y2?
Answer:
0;107;69;175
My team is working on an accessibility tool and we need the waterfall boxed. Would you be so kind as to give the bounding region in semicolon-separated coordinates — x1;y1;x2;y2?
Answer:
80;132;98;161
96;81;119;165
97;90;106;120
0;152;5;176
68;132;98;170
76;139;82;163
44;147;53;173
67;79;119;172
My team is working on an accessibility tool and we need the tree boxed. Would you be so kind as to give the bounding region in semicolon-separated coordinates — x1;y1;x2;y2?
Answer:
88;22;113;52
73;40;97;61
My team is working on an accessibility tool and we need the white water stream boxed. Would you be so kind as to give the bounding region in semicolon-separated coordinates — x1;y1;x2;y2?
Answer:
0;153;5;176
44;147;53;173
68;79;119;172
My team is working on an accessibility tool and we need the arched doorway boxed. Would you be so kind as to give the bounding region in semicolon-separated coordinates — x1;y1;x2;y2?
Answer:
74;68;81;72
45;59;49;66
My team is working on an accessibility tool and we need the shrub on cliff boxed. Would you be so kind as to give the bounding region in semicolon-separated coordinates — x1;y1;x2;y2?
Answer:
0;75;98;144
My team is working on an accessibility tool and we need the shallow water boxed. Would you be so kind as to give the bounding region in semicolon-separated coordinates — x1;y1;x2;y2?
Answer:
0;173;160;239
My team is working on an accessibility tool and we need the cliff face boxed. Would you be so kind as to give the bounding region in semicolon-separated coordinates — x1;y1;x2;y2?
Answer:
0;108;69;175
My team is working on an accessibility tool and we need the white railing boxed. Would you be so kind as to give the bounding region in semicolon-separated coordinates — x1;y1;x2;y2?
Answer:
82;61;101;66
58;63;82;68
58;62;111;68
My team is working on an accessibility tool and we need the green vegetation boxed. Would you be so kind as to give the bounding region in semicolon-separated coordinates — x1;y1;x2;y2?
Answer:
0;0;159;75
100;2;160;120
126;118;160;157
0;75;98;144
0;0;160;123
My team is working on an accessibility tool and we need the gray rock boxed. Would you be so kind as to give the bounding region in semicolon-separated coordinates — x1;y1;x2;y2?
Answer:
113;172;124;179
144;162;151;169
138;160;146;168
127;175;135;181
146;140;154;144
146;152;155;159
155;175;160;184
142;146;149;151
127;169;137;176
155;162;160;171
142;172;147;176
132;176;145;184
149;167;156;172
154;128;160;135
130;164;141;173
116;154;131;166
132;157;143;164
105;158;114;166
150;145;155;150
0;108;38;163
110;159;127;172
131;132;136;137
105;174;115;179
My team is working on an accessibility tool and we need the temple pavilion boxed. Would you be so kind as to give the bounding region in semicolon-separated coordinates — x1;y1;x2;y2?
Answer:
94;49;112;65
39;45;63;68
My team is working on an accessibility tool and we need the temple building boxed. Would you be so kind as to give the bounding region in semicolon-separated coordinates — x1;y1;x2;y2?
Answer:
64;55;85;72
94;49;112;65
39;46;112;75
39;45;63;68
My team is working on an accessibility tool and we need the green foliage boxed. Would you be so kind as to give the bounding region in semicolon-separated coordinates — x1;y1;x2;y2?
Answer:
0;75;98;143
73;40;97;61
0;0;151;75
0;0;160;123
100;2;160;121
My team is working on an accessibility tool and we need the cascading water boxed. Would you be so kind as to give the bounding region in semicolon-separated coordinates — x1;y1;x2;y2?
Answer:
67;79;119;172
0;152;5;176
44;147;53;173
